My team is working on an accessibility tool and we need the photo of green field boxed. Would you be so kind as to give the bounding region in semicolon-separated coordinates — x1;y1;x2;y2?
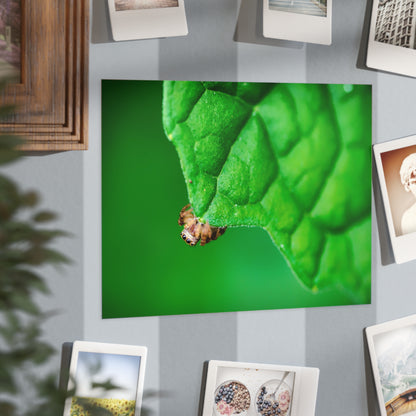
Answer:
70;396;136;416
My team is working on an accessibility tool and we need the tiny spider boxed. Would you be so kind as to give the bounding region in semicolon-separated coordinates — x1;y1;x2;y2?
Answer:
178;203;227;246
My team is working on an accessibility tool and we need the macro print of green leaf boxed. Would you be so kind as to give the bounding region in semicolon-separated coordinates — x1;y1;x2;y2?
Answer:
102;80;371;318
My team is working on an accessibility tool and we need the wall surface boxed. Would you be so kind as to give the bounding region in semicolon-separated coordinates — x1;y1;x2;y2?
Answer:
4;0;416;415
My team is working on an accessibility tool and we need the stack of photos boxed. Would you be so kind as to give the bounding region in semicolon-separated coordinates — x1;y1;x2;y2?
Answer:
367;0;416;77
108;0;188;41
201;361;319;416
63;341;147;416
373;134;416;264
366;315;416;416
0;0;21;81
262;0;332;44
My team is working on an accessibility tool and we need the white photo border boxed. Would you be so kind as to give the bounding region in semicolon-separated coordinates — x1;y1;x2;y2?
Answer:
262;0;332;45
366;314;416;416
63;340;148;416
373;134;416;264
202;360;319;416
108;0;188;41
366;0;416;78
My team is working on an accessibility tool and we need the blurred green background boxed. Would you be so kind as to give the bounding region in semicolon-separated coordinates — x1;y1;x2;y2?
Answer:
102;80;355;318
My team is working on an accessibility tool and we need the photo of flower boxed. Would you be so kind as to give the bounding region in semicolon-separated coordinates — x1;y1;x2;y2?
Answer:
70;351;141;416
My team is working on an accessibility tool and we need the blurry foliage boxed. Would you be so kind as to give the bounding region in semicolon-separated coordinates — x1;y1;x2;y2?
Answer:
0;80;70;415
0;82;156;415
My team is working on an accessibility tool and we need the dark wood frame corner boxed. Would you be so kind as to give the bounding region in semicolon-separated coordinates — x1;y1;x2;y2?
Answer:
0;0;89;151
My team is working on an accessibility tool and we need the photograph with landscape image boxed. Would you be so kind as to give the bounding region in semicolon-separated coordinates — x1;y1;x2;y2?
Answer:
64;341;147;416
0;0;21;80
268;0;327;17
109;0;187;41
115;0;179;11
367;315;416;416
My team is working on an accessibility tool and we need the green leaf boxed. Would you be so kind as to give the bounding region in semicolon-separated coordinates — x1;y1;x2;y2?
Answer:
163;81;371;303
32;210;58;223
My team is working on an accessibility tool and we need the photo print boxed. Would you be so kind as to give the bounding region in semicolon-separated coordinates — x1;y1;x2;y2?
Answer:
115;0;179;11
366;315;416;416
374;134;416;263
102;80;372;318
0;0;21;81
201;361;319;416
367;0;416;77
262;0;332;44
63;341;147;416
108;0;187;41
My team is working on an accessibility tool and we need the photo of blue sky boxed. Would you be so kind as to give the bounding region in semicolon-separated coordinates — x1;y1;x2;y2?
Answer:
75;351;141;400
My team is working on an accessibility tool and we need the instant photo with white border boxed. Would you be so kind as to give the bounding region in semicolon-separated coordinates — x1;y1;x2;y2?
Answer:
63;341;148;416
108;0;188;41
367;0;416;78
263;0;332;45
202;360;319;416
366;314;416;416
373;134;416;264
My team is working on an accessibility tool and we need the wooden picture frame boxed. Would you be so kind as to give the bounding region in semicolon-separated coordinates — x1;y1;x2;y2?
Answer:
0;0;89;151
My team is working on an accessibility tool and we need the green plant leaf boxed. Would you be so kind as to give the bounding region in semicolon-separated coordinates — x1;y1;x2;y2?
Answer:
32;210;58;223
163;81;371;303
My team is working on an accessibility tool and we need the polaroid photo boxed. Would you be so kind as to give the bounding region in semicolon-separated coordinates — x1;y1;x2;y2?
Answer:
201;360;319;416
367;0;416;78
366;314;416;416
373;134;416;264
63;341;147;416
262;0;332;45
108;0;188;41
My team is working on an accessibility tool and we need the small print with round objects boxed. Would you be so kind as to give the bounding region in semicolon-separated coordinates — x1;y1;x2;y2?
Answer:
202;361;319;416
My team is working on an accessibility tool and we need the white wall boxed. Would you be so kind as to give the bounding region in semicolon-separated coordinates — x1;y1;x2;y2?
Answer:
5;0;416;415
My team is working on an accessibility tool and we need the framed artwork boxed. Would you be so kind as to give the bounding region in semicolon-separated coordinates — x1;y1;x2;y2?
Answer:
373;134;416;264
263;0;332;45
63;341;147;416
108;0;188;41
201;360;319;416
367;0;416;78
102;80;372;318
0;0;21;81
366;315;416;416
0;0;89;151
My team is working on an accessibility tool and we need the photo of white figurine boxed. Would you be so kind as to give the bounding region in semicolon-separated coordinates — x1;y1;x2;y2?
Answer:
374;0;416;50
373;135;416;264
268;0;327;17
115;0;179;11
399;153;416;235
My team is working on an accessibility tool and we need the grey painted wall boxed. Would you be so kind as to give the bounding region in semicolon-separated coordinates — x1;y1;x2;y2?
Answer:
5;0;416;415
